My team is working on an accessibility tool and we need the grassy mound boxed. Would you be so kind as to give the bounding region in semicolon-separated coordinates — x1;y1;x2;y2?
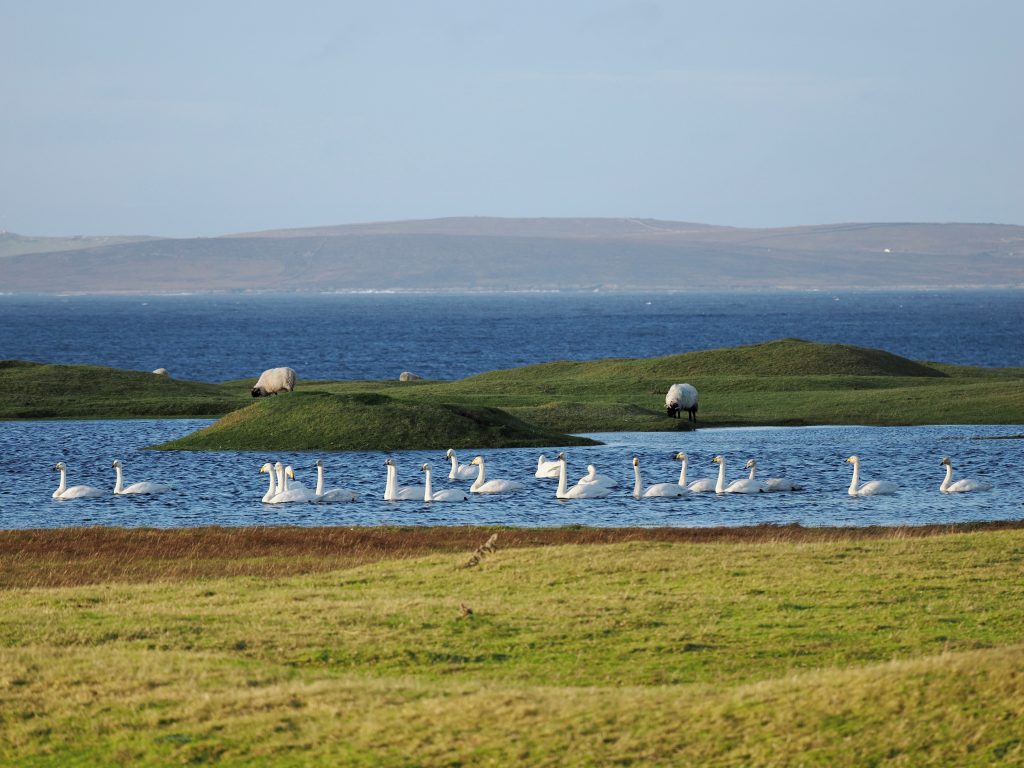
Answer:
155;391;596;451
2;527;1023;764
0;360;247;418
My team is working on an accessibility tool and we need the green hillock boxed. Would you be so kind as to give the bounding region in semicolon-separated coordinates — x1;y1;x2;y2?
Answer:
0;360;247;419
155;391;596;451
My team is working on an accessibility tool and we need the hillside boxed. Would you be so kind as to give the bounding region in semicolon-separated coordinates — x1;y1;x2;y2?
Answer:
1;218;1021;292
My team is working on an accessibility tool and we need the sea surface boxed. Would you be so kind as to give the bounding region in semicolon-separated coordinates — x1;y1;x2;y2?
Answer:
1;290;1021;381
1;290;1021;530
4;421;1021;529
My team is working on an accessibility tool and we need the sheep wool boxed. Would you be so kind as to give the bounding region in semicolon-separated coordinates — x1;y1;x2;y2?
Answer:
252;367;298;397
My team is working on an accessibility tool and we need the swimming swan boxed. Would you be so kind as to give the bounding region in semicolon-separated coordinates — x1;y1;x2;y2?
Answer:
939;457;992;493
445;449;477;481
845;456;897;496
745;459;802;492
111;459;171;495
422;463;469;502
677;452;716;493
469;456;524;494
52;462;104;499
267;461;317;503
535;454;562;478
631;456;687;498
555;453;612;499
578;464;617;489
712;456;765;494
383;459;426;501
259;462;280;502
314;459;359;502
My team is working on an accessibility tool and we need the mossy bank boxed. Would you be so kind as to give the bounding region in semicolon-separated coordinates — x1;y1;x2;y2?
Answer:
4;339;1022;451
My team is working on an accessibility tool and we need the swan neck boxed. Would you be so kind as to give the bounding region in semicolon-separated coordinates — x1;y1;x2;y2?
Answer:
384;464;395;500
556;460;567;497
424;468;433;501
632;462;642;499
940;464;953;491
113;464;123;494
678;459;687;486
449;453;459;477
472;460;486;489
715;460;726;494
55;467;67;496
266;468;276;498
748;465;756;481
316;464;325;497
848;461;860;495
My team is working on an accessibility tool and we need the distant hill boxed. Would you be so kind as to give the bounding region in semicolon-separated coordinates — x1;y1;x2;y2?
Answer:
0;231;157;259
1;218;1021;293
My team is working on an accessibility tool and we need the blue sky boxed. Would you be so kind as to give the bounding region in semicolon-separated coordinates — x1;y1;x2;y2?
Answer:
2;0;1022;236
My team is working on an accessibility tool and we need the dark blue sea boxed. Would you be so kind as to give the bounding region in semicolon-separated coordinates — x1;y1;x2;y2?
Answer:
1;290;1021;381
1;290;1021;529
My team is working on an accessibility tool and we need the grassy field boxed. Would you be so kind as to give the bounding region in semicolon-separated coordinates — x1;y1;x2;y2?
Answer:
2;524;1023;765
4;339;1023;450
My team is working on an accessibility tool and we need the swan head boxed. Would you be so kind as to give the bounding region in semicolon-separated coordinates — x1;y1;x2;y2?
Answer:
470;456;483;466
315;459;323;468
940;456;952;466
384;458;394;467
845;455;859;464
111;459;122;469
286;466;295;479
632;457;639;467
744;459;756;469
674;452;687;462
557;452;566;462
446;449;456;459
421;463;431;472
259;463;272;474
54;461;66;471
712;455;723;465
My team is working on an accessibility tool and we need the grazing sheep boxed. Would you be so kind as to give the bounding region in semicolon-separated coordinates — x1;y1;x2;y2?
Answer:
251;367;297;397
665;383;698;422
399;371;424;381
152;367;169;376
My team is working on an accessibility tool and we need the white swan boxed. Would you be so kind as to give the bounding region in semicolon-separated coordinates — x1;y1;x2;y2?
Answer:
111;459;171;495
713;455;765;494
678;452;716;493
555;453;612;499
631;457;687;498
535;454;562;478
745;459;802;492
267;461;316;503
52;462;103;499
845;455;898;496
259;462;280;502
469;456;524;494
939;456;992;493
577;464;617;489
445;449;477;481
314;459;359;502
383;459;426;501
422;463;469;502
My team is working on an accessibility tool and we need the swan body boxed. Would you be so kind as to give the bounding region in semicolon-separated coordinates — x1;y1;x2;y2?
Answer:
469;456;524;494
712;456;765;494
445;449;477;481
631;457;687;498
577;464;617;489
314;459;359;502
939;457;992;493
845;456;898;496
535;454;562;478
745;459;802;492
677;453;716;493
267;462;317;503
283;465;312;494
556;453;612;499
422;463;469;502
111;459;171;495
383;460;426;501
52;462;104;499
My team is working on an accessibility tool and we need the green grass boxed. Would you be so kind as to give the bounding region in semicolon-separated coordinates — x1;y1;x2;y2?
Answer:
0;360;247;419
5;339;1023;450
2;528;1023;765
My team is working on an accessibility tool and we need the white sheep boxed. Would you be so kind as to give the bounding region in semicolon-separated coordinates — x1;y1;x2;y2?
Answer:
665;383;698;422
251;367;297;397
152;368;168;376
399;371;424;381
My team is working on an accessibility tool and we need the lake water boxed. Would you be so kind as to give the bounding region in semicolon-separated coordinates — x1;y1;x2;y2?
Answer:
1;291;1021;529
1;290;1022;381
4;420;1021;529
